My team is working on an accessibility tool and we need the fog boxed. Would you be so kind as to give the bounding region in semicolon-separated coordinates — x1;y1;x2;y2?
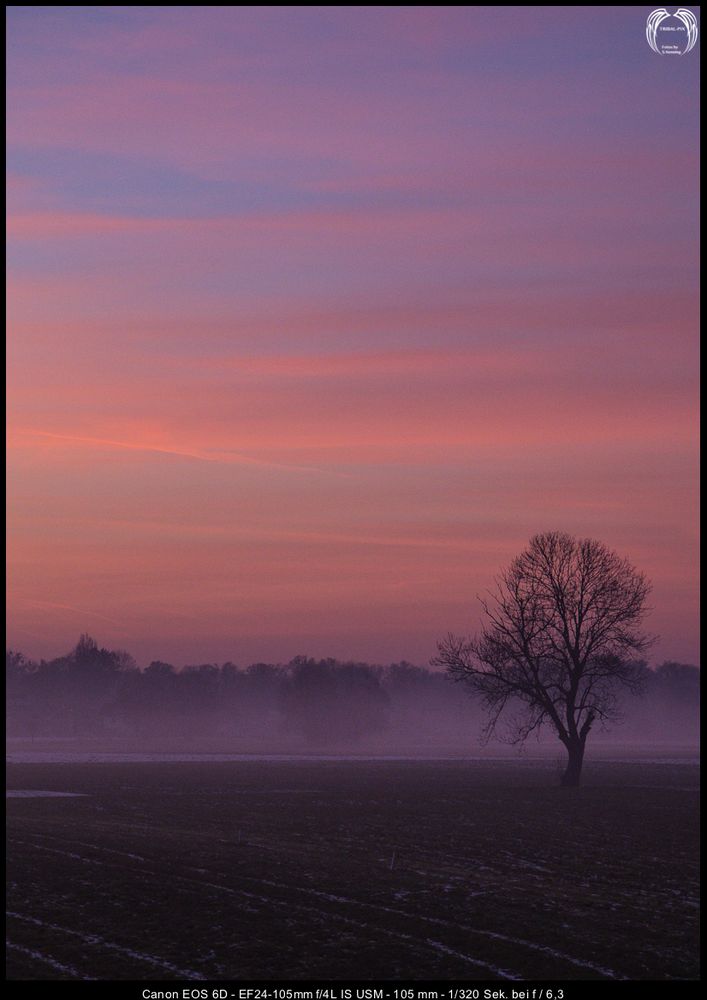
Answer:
5;635;699;756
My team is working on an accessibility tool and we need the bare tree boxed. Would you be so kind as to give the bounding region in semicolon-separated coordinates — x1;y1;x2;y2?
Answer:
433;532;654;786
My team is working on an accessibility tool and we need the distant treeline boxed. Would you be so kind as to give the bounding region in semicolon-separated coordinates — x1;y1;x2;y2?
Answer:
6;635;700;747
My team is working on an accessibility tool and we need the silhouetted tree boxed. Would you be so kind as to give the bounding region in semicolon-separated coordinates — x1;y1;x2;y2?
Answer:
6;650;29;680
61;635;136;734
653;661;700;701
433;532;653;786
281;656;389;745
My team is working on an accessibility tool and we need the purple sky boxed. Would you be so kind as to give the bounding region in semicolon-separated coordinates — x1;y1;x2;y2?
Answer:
6;6;700;667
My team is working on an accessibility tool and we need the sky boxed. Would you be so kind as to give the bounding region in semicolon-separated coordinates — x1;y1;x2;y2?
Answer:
6;6;700;668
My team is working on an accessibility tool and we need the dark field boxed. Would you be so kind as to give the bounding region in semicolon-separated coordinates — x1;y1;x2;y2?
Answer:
6;757;700;981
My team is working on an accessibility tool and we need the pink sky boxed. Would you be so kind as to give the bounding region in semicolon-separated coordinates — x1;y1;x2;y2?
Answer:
7;7;699;667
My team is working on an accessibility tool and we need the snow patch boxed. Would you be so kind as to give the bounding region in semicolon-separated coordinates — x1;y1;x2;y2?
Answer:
7;911;206;980
6;940;92;979
6;790;85;798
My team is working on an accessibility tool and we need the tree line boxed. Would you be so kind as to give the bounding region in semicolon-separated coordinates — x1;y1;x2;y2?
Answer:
6;633;699;748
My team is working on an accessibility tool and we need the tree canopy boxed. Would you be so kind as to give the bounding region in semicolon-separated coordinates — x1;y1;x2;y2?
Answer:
433;531;654;785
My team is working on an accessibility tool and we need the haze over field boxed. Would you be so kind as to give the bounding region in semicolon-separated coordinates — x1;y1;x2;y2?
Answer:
6;638;700;757
6;6;699;669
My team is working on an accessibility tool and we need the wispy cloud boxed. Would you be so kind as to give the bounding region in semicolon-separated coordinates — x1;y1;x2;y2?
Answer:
15;429;349;477
20;599;126;629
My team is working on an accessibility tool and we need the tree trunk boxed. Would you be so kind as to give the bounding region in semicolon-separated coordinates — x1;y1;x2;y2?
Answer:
560;739;585;787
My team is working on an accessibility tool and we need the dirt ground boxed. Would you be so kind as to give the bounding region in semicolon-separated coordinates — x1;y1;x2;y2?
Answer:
6;756;700;981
